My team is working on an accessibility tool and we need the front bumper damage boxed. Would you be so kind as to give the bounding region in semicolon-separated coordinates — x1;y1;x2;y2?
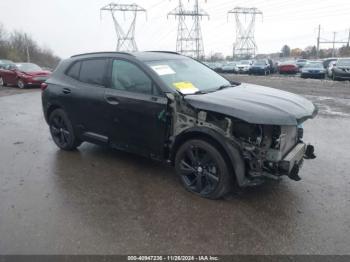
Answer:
245;141;316;185
279;143;315;181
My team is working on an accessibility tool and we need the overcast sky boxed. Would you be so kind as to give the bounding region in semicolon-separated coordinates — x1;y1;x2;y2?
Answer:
0;0;350;58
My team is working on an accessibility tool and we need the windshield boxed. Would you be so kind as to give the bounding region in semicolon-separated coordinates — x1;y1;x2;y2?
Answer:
254;60;266;65
304;63;323;68
146;58;230;94
337;59;350;66
239;60;250;65
16;63;42;72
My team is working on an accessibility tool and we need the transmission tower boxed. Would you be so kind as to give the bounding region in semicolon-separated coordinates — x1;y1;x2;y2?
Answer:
101;3;146;52
228;7;262;59
168;0;209;59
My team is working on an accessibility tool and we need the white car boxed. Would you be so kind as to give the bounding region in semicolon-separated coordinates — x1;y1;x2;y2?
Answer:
236;60;253;73
221;62;237;73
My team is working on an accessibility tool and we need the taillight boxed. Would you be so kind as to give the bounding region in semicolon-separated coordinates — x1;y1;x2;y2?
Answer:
41;83;48;91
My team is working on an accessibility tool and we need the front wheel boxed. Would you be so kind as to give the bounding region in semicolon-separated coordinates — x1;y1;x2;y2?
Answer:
49;109;81;150
17;79;26;89
175;139;232;199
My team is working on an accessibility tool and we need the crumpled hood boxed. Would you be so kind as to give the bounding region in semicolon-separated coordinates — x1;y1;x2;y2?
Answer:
185;83;318;125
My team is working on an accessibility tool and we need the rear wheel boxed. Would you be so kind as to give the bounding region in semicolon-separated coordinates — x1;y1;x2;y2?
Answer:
49;109;81;150
175;139;232;199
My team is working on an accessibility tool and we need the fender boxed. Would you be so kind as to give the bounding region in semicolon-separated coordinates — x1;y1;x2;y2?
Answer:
170;126;250;187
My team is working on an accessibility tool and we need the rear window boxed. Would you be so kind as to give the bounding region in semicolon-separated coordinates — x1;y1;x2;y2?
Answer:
66;59;108;86
79;59;108;86
67;62;81;79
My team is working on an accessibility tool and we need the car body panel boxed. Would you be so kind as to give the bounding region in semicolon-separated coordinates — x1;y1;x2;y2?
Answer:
184;83;317;125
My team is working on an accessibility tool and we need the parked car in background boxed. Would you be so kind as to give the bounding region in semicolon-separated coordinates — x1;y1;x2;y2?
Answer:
207;62;223;73
267;58;277;73
0;59;15;70
0;62;51;88
332;58;350;81
42;51;317;199
236;60;252;73
300;61;326;79
322;57;337;69
221;62;237;73
296;59;308;68
249;59;271;75
327;61;337;78
278;61;299;74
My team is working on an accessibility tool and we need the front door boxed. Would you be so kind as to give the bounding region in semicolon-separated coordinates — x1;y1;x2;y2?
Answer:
105;59;168;159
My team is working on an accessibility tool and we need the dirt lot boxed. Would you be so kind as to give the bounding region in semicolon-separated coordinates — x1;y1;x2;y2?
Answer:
0;78;349;255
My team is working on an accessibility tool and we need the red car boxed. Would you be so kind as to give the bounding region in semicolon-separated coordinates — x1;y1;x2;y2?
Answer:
0;62;51;88
278;61;299;74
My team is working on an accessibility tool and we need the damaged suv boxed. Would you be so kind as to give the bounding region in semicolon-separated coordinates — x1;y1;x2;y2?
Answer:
42;51;317;199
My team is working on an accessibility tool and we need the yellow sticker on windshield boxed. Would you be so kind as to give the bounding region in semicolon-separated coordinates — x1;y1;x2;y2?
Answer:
173;82;199;94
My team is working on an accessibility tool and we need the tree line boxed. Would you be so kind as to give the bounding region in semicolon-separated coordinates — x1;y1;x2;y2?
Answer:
280;44;350;59
0;23;60;69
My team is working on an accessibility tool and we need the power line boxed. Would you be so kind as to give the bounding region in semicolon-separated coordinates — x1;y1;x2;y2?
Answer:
100;2;146;52
316;25;350;57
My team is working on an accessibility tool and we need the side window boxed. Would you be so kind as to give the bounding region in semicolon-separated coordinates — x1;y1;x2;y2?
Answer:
66;61;81;80
79;59;108;86
111;60;157;95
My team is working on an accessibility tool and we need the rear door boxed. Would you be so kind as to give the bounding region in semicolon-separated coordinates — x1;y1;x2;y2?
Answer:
104;59;168;159
61;58;110;142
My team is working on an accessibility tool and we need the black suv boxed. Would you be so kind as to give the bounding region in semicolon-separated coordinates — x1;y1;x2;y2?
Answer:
42;51;317;199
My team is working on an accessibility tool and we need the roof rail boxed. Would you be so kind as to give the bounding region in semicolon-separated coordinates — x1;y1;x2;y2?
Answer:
146;51;181;55
71;51;133;58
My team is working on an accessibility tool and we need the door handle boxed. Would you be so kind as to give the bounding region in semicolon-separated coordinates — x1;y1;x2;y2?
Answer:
62;88;71;94
105;95;120;105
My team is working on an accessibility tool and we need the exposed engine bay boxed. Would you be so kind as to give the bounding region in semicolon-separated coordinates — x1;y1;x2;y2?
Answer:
166;93;316;186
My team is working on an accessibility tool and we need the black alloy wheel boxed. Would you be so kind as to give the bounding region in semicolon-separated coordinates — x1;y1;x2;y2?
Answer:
49;109;81;150
175;139;232;199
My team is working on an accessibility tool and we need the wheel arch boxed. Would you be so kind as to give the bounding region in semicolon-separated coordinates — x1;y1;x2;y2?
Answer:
170;127;246;187
45;103;63;123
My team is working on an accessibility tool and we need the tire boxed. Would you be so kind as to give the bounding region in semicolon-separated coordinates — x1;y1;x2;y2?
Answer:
175;139;232;199
48;109;81;151
17;79;26;89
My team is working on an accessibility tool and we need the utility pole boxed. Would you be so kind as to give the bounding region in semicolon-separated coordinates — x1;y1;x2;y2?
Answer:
316;24;321;58
228;7;263;59
101;3;146;52
332;32;336;57
24;34;30;62
316;25;350;57
168;0;209;59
